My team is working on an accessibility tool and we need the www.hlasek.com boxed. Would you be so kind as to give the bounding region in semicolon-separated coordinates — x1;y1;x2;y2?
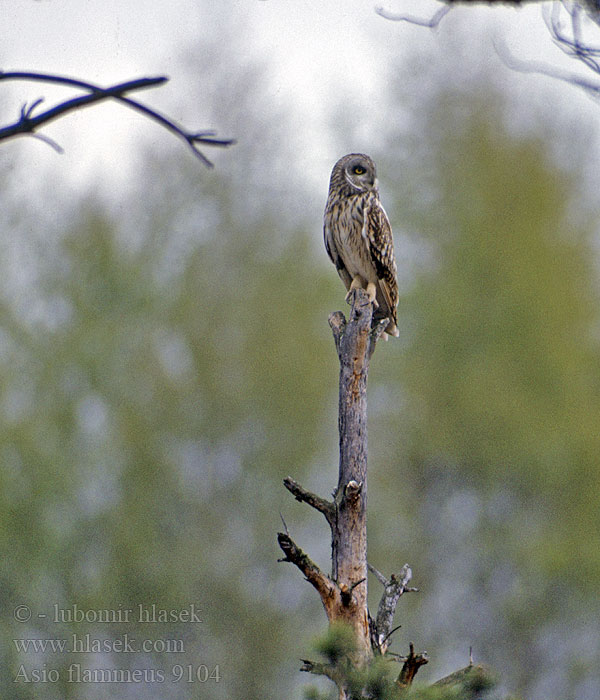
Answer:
14;633;188;655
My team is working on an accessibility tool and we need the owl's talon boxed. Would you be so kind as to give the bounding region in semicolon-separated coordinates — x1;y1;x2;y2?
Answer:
366;282;379;309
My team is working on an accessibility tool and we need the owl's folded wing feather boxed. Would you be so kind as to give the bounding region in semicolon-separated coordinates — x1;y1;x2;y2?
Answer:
364;197;399;319
324;222;353;291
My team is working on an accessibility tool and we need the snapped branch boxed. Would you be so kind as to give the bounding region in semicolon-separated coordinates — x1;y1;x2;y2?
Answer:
0;71;235;166
397;642;429;689
283;476;335;528
277;532;336;603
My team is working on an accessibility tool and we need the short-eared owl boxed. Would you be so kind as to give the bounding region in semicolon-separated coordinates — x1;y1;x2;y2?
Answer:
324;153;399;338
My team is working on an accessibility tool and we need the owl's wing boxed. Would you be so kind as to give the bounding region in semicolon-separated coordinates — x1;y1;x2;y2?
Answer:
324;220;353;291
364;196;399;323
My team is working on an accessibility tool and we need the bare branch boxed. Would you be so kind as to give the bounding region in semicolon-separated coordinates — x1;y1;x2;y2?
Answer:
375;4;452;28
277;532;336;602
29;131;64;153
495;36;600;100
367;562;387;587
283;476;336;527
369;317;390;357
368;563;418;654
328;311;346;358
0;71;235;166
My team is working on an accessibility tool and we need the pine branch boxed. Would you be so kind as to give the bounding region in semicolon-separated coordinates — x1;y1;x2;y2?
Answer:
433;662;497;697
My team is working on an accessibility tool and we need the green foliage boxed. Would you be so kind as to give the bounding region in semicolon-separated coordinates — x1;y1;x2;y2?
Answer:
0;79;335;698
303;624;499;700
314;622;358;666
402;92;600;577
369;75;600;697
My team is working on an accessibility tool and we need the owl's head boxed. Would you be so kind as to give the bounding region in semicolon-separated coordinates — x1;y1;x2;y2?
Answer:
332;153;378;193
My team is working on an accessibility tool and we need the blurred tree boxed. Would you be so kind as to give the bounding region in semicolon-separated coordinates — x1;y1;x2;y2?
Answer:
367;69;600;698
0;42;338;700
4;12;600;700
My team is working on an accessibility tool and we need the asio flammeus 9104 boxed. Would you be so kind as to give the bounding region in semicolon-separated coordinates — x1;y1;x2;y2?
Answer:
324;153;399;338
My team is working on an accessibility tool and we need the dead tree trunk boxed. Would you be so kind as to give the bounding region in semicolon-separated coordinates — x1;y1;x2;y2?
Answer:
327;290;383;662
278;290;427;697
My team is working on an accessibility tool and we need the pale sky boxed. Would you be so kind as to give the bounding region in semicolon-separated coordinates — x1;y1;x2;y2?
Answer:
2;0;599;202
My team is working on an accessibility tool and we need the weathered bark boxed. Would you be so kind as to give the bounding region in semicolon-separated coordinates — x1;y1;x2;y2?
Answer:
327;289;385;662
278;290;428;697
278;291;384;662
368;563;418;655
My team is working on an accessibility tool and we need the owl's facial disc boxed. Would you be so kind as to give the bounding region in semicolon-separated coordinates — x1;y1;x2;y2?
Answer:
345;158;375;191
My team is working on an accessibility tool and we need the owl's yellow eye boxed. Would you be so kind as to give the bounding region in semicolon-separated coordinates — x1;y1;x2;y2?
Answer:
353;165;366;175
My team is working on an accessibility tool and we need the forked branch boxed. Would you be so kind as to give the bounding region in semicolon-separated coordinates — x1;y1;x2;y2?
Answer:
397;642;429;689
368;563;418;655
0;71;235;166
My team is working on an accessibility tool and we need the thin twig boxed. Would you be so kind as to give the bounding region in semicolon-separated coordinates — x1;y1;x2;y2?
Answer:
375;4;452;28
279;511;290;536
0;71;235;165
495;36;600;99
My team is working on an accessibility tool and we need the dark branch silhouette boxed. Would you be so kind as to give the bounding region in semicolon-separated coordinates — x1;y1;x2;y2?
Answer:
495;37;600;100
493;3;600;103
543;2;600;73
380;1;600;107
0;71;235;166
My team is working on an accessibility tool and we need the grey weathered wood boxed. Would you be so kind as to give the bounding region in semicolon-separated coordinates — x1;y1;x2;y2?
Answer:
327;288;377;660
368;563;418;654
279;290;388;664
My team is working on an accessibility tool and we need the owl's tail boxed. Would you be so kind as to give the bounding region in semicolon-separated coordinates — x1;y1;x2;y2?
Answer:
385;320;400;338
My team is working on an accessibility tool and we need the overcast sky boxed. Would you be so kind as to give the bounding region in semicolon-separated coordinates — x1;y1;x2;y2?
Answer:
2;0;600;203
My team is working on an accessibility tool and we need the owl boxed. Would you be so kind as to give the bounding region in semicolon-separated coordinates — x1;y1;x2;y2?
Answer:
324;153;399;338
